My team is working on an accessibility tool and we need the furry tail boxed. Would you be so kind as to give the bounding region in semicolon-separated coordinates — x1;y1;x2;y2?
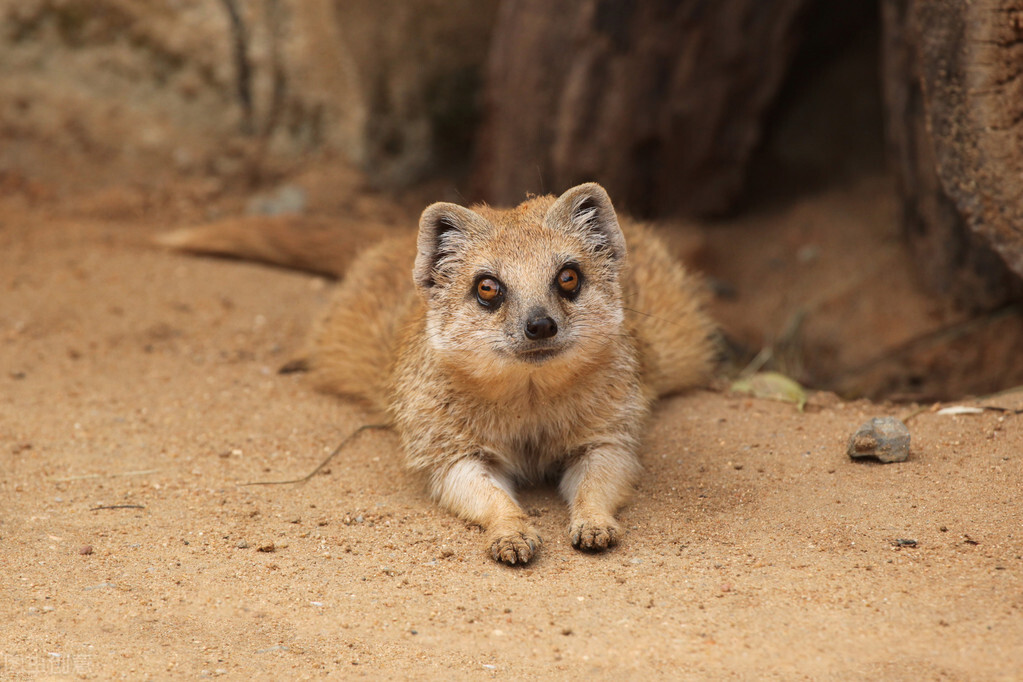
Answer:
155;215;400;279
622;223;717;400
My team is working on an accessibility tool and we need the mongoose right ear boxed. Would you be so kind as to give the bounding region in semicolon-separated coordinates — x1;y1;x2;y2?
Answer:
545;183;627;263
414;203;486;290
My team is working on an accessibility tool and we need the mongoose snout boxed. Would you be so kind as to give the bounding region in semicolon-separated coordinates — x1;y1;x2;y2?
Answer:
524;312;557;340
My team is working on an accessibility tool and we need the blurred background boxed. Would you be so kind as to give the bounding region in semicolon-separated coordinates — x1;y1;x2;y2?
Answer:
2;0;1022;400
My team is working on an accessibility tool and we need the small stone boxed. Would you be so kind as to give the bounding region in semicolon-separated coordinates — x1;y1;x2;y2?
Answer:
246;185;307;216
236;540;249;549
79;545;93;555
847;417;910;463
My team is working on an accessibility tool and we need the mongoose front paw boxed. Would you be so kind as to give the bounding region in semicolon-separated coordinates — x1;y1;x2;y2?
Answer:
489;528;542;565
570;519;621;551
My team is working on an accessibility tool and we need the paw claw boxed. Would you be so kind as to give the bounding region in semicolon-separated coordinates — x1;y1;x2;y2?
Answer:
489;528;542;565
569;519;621;552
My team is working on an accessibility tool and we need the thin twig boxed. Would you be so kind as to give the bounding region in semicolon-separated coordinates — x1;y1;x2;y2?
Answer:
901;405;932;424
56;469;160;482
90;505;146;511
239;423;391;486
739;346;773;378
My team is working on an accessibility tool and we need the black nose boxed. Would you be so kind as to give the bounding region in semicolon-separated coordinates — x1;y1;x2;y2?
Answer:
525;315;558;340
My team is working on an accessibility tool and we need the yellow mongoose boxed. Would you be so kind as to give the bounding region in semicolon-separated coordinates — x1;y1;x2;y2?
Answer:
163;183;714;564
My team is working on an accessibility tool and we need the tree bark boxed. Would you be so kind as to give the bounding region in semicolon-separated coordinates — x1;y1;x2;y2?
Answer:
474;0;810;218
882;0;1023;309
331;0;499;186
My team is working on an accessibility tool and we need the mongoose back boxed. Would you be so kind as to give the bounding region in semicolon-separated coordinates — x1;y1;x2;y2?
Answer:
162;183;714;564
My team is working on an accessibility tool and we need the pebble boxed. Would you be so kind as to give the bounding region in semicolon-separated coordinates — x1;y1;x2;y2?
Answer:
79;545;93;555
847;417;910;463
246;185;306;216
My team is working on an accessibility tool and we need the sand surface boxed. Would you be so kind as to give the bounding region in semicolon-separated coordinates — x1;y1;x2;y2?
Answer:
2;189;1022;680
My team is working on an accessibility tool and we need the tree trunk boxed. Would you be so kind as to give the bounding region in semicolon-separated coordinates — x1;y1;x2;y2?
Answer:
331;0;499;186
882;0;1023;310
473;0;810;218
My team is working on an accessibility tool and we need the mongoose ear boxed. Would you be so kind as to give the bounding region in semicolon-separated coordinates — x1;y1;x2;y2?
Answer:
545;183;626;262
414;203;485;290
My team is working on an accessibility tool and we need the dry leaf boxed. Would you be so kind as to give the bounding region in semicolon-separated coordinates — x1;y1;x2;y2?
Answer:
731;372;808;411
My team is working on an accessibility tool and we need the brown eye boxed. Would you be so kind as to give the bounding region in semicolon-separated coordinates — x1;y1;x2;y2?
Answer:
556;266;581;298
475;276;504;308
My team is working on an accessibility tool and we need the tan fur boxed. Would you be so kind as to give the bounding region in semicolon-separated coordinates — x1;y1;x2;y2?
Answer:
154;215;393;278
160;183;715;564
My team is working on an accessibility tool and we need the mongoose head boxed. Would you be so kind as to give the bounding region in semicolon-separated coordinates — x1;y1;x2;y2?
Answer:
413;183;628;389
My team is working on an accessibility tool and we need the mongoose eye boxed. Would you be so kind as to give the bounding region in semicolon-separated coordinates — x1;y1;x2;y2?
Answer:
475;276;505;309
556;266;582;299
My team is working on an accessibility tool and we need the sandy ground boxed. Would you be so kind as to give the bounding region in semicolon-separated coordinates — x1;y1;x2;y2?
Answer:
2;190;1022;680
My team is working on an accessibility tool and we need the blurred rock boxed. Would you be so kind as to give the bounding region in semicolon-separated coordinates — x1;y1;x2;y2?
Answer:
0;0;498;192
847;416;910;463
246;184;306;216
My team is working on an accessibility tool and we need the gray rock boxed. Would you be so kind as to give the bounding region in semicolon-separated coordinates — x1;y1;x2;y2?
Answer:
246;185;307;216
847;417;910;463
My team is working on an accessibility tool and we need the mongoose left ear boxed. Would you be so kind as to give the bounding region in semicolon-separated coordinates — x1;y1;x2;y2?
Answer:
414;202;486;291
545;183;627;262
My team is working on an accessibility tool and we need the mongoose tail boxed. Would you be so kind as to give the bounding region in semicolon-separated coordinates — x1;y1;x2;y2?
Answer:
155;215;399;279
